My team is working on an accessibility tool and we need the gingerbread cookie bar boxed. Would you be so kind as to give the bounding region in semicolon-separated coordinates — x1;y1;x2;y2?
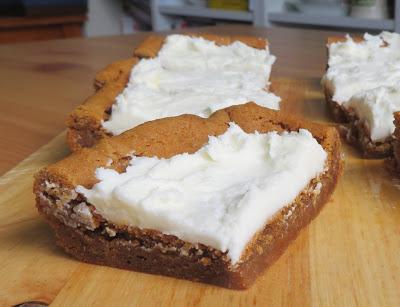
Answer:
67;33;280;151
322;32;400;158
35;103;342;290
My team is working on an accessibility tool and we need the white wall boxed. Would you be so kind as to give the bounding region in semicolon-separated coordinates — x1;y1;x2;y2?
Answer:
84;0;124;37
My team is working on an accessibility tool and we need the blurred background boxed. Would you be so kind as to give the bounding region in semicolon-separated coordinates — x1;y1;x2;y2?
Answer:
0;0;398;44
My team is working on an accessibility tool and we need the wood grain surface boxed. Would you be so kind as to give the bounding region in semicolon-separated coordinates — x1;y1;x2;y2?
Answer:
1;25;399;306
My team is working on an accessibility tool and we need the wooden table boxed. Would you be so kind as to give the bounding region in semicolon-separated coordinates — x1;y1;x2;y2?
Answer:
1;25;400;306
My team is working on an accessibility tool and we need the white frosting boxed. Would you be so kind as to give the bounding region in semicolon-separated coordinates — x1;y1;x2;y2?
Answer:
102;35;280;135
345;86;400;142
77;123;327;264
323;32;400;104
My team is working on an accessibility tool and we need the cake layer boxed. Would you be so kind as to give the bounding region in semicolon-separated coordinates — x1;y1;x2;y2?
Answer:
76;123;326;264
35;103;343;289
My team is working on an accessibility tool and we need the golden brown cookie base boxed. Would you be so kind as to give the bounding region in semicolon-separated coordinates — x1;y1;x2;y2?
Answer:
66;127;107;152
35;103;343;290
94;58;138;90
66;73;129;151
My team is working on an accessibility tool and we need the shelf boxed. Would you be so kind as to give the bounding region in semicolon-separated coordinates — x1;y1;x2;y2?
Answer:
159;5;253;22
268;12;394;31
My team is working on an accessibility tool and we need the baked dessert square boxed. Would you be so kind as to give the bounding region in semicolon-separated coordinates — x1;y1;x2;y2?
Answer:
67;33;281;151
322;32;400;158
34;103;343;290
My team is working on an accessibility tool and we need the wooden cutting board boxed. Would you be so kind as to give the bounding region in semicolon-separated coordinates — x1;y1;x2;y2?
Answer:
1;78;399;307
